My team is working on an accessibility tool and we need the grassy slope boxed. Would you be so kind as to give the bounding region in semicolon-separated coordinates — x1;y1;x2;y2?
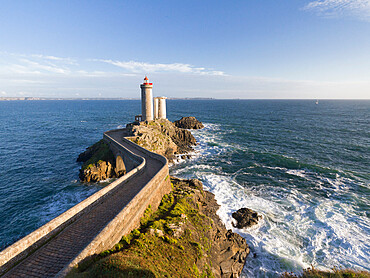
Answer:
81;140;115;170
74;138;369;277
67;178;215;278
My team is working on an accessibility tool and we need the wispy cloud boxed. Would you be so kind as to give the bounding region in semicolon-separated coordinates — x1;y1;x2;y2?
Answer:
30;54;78;65
0;52;77;75
95;59;226;76
75;70;138;78
1;52;225;79
19;58;71;74
303;0;370;20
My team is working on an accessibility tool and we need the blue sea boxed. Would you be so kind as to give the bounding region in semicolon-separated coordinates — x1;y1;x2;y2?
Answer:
0;100;369;277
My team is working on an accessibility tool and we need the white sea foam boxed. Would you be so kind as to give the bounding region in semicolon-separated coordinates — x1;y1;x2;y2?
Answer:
171;149;199;165
208;172;370;275
286;169;308;178
264;166;288;171
171;122;370;277
39;185;101;224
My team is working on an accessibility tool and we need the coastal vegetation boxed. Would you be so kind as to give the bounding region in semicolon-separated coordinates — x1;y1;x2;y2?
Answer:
72;116;369;277
67;177;248;278
70;117;252;277
77;139;126;182
125;118;197;162
77;140;114;170
76;117;201;184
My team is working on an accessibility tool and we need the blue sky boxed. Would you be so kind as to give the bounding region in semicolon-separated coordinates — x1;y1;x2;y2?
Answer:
0;0;369;99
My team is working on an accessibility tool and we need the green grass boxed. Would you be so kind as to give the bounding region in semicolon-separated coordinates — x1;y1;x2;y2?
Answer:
82;140;115;170
67;178;216;278
65;174;368;278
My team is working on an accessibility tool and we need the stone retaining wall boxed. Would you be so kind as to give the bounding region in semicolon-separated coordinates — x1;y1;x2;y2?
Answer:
103;134;142;172
56;131;171;276
0;133;147;276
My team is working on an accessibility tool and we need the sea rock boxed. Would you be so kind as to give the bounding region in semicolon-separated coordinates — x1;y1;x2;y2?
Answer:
77;140;126;183
232;208;262;229
125;119;197;161
79;160;115;183
71;177;249;277
174;116;204;129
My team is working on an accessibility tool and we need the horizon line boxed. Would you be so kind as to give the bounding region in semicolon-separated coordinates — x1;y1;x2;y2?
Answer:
1;97;370;101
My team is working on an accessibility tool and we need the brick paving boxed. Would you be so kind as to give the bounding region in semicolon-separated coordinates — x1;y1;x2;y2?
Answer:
1;130;163;278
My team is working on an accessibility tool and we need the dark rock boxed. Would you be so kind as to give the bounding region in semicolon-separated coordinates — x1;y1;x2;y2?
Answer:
232;208;262;229
170;125;196;154
174;116;204;129
188;178;203;191
77;140;126;183
77;142;100;162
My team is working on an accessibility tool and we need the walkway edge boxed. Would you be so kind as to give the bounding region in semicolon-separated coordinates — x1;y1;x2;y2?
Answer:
55;131;171;277
0;136;146;276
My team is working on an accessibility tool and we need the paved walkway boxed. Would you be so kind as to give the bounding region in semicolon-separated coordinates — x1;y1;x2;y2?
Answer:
1;130;163;278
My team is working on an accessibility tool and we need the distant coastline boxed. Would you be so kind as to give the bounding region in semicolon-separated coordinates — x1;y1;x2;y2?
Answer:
0;97;215;101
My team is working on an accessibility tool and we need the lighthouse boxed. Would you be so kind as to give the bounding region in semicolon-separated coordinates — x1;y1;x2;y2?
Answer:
140;76;153;121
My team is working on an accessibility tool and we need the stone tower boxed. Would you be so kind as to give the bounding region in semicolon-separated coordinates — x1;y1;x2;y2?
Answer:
140;76;153;121
154;97;159;119
154;97;167;120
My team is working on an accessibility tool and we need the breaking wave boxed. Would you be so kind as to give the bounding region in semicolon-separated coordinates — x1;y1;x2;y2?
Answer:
170;120;370;277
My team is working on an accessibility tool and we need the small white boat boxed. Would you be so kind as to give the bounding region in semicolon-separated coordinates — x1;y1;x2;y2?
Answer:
315;100;319;105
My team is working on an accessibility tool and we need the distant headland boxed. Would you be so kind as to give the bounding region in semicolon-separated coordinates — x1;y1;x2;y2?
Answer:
0;97;215;101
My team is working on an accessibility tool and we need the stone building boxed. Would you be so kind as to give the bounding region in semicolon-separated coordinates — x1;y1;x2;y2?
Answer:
136;77;167;122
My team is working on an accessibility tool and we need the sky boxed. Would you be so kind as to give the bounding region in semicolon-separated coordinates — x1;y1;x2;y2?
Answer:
0;0;369;99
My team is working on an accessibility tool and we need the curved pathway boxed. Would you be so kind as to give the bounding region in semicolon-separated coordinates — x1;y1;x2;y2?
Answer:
1;130;164;278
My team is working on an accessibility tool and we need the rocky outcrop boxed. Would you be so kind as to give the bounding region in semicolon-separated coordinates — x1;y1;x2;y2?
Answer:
77;140;105;163
79;160;115;183
77;117;199;181
125;119;197;161
171;177;249;277
174;116;204;129
232;208;262;229
77;140;126;183
70;177;249;278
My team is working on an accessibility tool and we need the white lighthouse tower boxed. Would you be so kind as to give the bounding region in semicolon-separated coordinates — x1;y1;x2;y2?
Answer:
140;76;153;121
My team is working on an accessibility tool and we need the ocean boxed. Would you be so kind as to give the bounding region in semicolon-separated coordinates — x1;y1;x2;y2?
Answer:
0;100;369;277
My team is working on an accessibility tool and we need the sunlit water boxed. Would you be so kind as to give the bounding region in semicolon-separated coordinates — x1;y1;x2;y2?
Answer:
0;100;369;277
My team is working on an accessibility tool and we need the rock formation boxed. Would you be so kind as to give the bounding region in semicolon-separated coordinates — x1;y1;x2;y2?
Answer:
77;140;126;183
77;117;199;182
232;207;262;229
174;116;204;129
171;178;249;277
73;118;250;276
70;178;249;278
125;119;197;161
